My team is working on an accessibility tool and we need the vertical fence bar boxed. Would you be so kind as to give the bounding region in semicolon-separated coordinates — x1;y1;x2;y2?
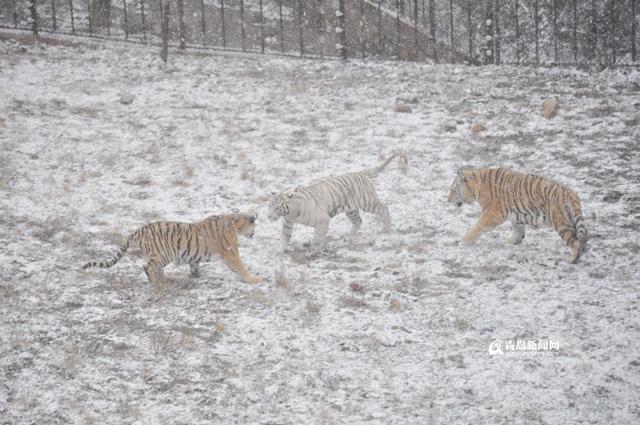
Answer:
610;0;616;64
259;0;265;53
591;0;597;60
51;0;57;31
123;0;128;40
240;0;246;51
161;0;169;62
29;0;38;37
338;0;346;59
494;0;501;64
378;0;382;55
534;0;539;64
221;0;226;48
467;0;472;62
633;0;637;62
429;0;436;62
361;0;366;59
140;0;147;43
553;0;558;62
200;0;206;42
449;0;453;50
414;0;419;59
395;0;400;58
278;0;283;53
69;0;75;33
178;0;185;49
514;0;520;63
12;0;17;28
88;0;93;35
298;0;304;57
572;0;577;62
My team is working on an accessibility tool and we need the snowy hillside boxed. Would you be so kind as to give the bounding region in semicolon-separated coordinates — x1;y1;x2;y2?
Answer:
1;35;639;424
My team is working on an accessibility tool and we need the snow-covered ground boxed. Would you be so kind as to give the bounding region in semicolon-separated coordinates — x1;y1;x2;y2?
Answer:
1;35;639;424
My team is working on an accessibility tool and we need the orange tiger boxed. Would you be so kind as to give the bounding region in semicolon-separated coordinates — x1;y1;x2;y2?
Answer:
82;213;261;284
448;167;587;263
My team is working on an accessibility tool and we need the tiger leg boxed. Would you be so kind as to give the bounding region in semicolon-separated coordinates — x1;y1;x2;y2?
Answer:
463;211;503;246
553;222;582;264
281;219;294;251
313;218;330;243
222;251;261;284
189;262;200;278
143;259;166;285
507;224;526;245
364;202;391;233
346;209;362;234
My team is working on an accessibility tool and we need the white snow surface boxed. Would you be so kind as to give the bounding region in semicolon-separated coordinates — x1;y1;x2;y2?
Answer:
1;37;640;424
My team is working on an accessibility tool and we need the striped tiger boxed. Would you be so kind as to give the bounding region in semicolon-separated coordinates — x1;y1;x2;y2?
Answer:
268;150;408;250
448;167;588;263
82;213;261;284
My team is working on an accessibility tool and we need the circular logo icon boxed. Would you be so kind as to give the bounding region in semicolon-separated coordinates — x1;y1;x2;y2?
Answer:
488;339;504;355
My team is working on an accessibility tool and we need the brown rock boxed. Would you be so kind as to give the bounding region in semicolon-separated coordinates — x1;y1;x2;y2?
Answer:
471;123;487;134
542;98;559;119
394;101;412;113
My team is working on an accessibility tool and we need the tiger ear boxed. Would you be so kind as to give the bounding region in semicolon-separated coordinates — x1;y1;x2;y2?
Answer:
457;168;471;181
286;193;294;199
250;214;257;223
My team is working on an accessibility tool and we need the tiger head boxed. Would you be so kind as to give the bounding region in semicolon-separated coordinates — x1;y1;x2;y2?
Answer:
232;213;257;238
448;169;477;207
267;192;293;221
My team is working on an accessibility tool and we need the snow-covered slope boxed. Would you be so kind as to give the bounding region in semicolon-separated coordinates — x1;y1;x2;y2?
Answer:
1;37;639;424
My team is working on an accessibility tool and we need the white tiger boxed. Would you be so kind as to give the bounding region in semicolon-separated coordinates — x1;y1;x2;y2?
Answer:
267;151;408;250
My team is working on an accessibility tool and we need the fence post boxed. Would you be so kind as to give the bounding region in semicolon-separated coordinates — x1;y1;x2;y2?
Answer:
298;0;304;57
29;0;38;37
378;0;382;55
220;0;226;48
122;0;128;40
11;0;17;28
361;0;366;59
107;0;111;36
610;0;616;64
414;0;419;59
278;0;283;53
494;0;501;64
449;0;453;50
467;0;473;62
69;0;75;33
553;0;558;62
259;0;265;53
633;0;637;62
200;0;206;42
88;0;93;35
534;0;539;64
337;0;346;59
515;0;520;63
572;0;577;62
140;0;147;43
178;0;186;49
240;0;246;51
591;0;597;61
51;0;57;31
429;0;437;62
395;0;400;58
161;0;169;62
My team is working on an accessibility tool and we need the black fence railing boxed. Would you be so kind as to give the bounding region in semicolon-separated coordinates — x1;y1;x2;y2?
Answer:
0;0;637;66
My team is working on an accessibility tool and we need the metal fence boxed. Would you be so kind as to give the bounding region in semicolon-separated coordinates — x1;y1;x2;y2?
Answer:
0;0;637;66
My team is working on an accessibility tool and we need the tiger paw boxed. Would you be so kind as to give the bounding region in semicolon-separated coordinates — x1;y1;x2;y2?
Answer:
462;236;476;246
246;275;262;284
